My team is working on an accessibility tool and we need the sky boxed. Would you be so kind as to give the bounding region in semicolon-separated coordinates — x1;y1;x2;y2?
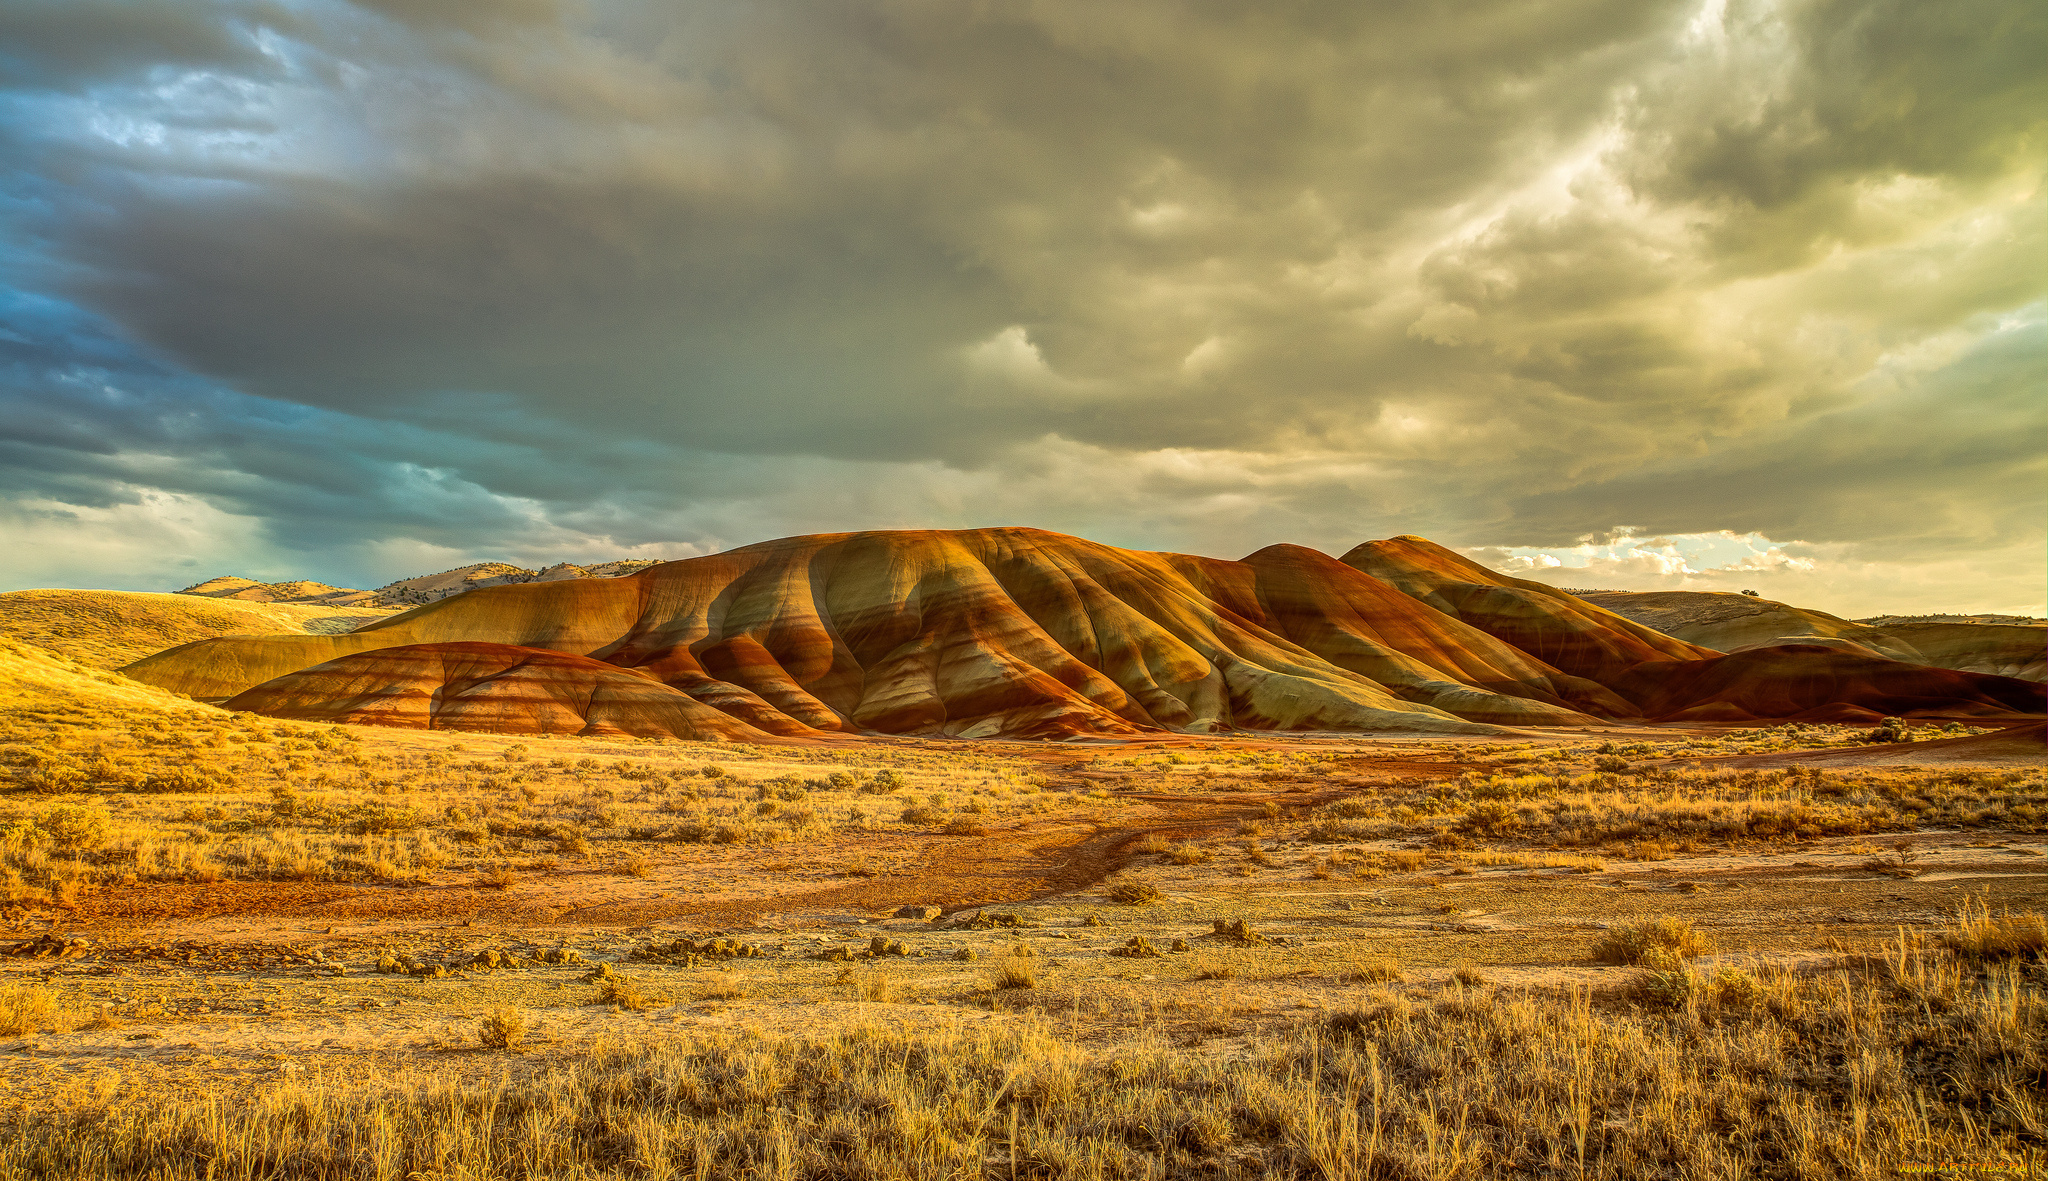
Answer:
2;0;2042;617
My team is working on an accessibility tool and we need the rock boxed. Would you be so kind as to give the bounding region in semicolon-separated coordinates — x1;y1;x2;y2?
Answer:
1109;936;1162;959
894;905;943;921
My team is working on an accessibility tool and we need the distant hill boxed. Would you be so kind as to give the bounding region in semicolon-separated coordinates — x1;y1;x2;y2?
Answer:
177;559;663;610
0;590;398;671
1574;590;2044;682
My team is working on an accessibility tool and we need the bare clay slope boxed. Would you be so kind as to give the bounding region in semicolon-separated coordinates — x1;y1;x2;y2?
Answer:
1577;590;2046;681
1347;538;2043;722
125;528;2045;740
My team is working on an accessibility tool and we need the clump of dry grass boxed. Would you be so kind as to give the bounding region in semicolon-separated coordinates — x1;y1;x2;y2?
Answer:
1591;915;1708;967
1106;879;1162;905
989;956;1037;990
1341;957;1404;984
0;983;69;1037
852;975;897;1003
1941;898;2047;963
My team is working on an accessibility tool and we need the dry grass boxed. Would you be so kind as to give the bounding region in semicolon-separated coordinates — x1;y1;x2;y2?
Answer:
0;983;68;1037
3;922;2040;1180
989;956;1038;990
1106;880;1163;905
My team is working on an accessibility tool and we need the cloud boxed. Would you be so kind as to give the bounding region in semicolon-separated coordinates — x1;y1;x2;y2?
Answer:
1;0;2041;612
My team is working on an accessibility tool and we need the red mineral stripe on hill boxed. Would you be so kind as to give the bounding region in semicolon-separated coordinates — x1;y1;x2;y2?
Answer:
1340;535;1713;682
220;642;782;741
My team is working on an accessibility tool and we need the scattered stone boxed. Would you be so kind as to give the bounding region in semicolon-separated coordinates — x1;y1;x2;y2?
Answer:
534;947;586;965
629;937;764;965
4;934;91;959
1109;936;1162;959
953;948;978;962
954;911;1026;930
894;905;943;921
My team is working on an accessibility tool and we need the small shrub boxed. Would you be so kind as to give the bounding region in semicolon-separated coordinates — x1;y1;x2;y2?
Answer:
619;856;654;879
1388;851;1428;872
477;1008;526;1049
596;975;666;1012
1451;965;1488;987
1708;966;1765;1009
1592;916;1708;966
1628;969;1699;1011
479;865;519;890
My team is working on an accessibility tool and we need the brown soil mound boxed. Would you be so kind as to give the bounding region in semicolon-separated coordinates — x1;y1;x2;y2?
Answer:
122;528;2045;741
1616;644;2045;723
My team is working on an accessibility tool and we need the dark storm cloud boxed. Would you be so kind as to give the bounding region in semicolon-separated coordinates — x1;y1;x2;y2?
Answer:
1;0;2043;607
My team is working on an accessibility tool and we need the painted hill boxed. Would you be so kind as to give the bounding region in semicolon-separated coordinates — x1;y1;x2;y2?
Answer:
118;529;2043;741
0;590;398;671
178;559;663;611
1576;591;2045;682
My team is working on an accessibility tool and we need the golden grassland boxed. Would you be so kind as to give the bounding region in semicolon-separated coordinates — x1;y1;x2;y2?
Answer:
0;663;2034;915
0;908;2040;1179
0;605;2042;1179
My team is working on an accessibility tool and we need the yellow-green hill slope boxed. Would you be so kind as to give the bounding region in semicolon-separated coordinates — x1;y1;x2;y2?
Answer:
0;590;397;671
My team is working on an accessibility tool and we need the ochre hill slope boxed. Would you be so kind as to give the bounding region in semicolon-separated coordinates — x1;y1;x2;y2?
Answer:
121;528;2045;740
0;590;396;671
